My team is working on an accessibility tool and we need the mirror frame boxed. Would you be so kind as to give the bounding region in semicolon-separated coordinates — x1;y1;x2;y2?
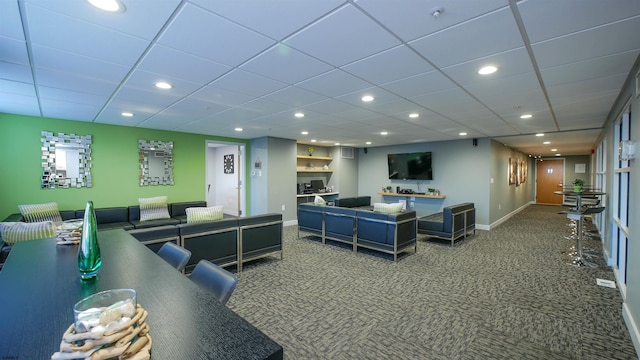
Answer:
41;131;93;188
139;139;174;186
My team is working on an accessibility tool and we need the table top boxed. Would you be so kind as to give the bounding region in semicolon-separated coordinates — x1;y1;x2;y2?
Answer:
0;229;283;360
554;190;606;196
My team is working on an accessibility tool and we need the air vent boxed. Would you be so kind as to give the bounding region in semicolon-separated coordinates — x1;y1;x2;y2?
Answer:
341;147;354;159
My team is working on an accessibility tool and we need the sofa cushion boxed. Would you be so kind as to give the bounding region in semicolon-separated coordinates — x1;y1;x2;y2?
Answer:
335;197;357;208
355;196;371;207
139;196;171;222
418;212;445;232
18;202;63;225
186;206;224;224
373;202;403;214
0;221;56;245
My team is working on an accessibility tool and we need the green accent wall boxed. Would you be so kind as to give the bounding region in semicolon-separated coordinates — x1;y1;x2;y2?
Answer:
0;113;249;219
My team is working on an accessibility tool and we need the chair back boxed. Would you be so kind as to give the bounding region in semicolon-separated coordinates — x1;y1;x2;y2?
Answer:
157;242;191;272
583;206;605;215
190;260;238;305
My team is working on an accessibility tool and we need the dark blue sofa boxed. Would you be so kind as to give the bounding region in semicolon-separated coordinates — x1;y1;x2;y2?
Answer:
297;203;417;261
417;202;476;246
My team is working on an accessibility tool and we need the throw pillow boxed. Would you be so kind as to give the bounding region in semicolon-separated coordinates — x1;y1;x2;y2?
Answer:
186;206;224;224
138;196;170;222
314;195;326;206
0;221;56;245
373;202;404;214
18;202;63;225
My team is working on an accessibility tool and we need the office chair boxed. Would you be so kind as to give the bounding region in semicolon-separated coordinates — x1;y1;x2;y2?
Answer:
190;260;238;305
157;242;191;273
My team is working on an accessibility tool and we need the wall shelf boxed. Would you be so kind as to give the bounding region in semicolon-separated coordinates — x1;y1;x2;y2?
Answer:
297;169;333;173
377;192;446;199
297;155;333;161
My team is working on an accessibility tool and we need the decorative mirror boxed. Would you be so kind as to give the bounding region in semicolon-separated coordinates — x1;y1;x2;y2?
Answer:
139;139;174;186
41;131;93;188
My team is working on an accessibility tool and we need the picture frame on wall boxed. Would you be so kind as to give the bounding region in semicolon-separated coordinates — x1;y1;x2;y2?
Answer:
508;158;516;185
224;154;234;174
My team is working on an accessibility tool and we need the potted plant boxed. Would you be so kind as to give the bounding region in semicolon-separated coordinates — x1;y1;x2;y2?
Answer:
307;146;314;156
428;188;435;195
572;178;584;193
386;186;393;193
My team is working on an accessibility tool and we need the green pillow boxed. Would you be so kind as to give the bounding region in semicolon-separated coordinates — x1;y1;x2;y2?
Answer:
185;206;223;224
18;202;63;225
0;221;56;245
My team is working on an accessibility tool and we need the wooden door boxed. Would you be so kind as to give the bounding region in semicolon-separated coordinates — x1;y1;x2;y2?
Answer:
536;159;564;205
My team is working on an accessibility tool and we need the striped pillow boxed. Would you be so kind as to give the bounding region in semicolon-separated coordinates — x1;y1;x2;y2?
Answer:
186;206;223;224
139;196;170;222
373;202;404;214
18;202;63;225
0;221;56;245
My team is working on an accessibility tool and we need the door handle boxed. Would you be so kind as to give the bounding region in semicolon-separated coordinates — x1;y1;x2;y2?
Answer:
558;183;563;187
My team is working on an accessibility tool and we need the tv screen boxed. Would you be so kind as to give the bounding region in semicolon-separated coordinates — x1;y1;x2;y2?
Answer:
387;152;432;180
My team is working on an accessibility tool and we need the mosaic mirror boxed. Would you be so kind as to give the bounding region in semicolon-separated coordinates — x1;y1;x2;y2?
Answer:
139;139;174;186
41;131;93;188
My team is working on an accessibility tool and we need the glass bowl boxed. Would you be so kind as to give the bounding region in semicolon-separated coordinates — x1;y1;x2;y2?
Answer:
73;289;136;333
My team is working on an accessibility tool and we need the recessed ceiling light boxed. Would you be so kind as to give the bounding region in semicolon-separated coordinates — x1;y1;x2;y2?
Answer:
555;153;561;156
520;114;533;119
335;142;340;146
234;127;243;132
121;112;134;117
551;148;557;152
459;132;468;136
88;0;125;12
294;112;304;118
409;113;419;118
361;95;374;102
535;133;544;137
478;65;497;75
154;81;172;89
543;141;550;144
311;139;317;143
380;131;388;136
301;131;308;135
365;141;372;145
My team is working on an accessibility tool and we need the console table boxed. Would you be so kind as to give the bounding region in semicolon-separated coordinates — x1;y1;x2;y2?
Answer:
377;192;446;199
0;229;283;360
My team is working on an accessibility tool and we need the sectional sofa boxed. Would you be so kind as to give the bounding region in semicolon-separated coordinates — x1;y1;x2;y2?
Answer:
297;201;417;261
0;201;283;273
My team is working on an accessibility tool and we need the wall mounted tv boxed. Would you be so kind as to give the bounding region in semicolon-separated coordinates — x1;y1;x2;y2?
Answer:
387;152;432;180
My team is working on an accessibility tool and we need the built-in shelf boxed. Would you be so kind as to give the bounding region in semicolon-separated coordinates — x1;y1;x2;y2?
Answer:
377;192;446;199
297;155;333;173
297;169;333;173
297;155;332;161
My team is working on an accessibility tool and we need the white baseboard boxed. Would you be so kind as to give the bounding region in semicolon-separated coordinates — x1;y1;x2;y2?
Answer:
488;201;534;230
623;302;640;358
284;219;298;227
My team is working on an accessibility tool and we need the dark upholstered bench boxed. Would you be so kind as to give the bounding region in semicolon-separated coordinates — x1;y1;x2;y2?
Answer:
418;202;475;246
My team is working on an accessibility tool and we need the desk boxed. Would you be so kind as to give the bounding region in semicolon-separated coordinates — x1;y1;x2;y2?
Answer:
555;190;605;267
0;229;283;360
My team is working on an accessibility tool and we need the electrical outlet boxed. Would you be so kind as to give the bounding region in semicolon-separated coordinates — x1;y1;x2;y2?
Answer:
498;204;502;210
281;205;285;211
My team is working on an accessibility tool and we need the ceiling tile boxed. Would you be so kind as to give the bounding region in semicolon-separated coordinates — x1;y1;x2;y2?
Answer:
32;45;130;83
409;7;523;68
285;4;400;67
0;0;25;40
192;0;345;40
158;3;275;66
296;70;371;97
380;70;457;98
210;69;288;98
0;62;33;83
240;44;333;85
191;85;254;108
35;68;119;96
0;36;29;65
25;3;150;66
341;45;434;84
533;17;640;68
138;44;232;84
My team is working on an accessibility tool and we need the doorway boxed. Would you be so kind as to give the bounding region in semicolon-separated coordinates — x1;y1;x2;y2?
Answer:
536;159;564;205
205;141;246;217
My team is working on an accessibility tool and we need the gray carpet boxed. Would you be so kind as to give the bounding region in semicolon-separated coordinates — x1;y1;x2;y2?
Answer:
227;205;637;359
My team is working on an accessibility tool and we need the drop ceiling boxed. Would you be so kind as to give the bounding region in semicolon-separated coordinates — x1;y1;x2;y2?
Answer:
1;0;639;156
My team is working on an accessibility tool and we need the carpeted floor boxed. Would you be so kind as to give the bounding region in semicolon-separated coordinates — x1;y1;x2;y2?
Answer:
226;205;638;359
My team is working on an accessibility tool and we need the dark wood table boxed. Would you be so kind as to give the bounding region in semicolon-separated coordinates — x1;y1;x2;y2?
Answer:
0;229;283;359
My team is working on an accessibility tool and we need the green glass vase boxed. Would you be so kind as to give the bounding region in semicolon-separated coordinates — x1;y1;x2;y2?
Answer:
78;200;102;280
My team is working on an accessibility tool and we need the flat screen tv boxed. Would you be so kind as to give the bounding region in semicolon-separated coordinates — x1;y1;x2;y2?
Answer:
387;152;432;180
